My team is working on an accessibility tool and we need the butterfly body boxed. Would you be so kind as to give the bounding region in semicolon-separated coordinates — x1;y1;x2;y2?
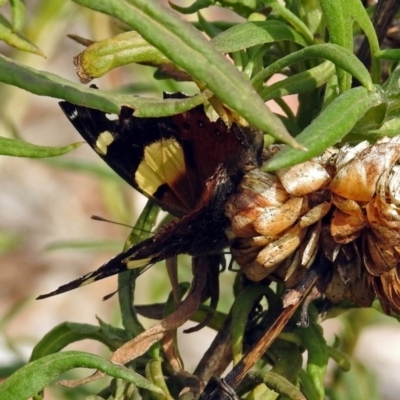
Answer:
38;90;263;299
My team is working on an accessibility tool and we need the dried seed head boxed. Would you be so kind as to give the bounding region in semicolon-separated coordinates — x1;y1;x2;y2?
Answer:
277;159;331;196
226;154;333;286
227;137;400;314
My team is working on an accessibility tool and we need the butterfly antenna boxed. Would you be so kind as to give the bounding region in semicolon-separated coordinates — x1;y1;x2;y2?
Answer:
91;215;152;234
138;263;155;276
102;287;122;301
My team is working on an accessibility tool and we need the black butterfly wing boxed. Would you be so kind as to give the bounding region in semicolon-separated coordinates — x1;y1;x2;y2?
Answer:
59;101;192;217
37;185;230;299
60;94;263;217
39;95;264;299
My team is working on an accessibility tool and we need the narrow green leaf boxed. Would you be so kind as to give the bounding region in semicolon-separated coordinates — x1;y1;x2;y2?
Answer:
197;10;224;38
215;0;258;17
10;0;26;32
320;0;353;49
189;306;226;331
246;383;279;400
212;20;307;53
348;0;379;54
72;0;299;147
30;323;126;361
327;346;351;372
251;44;373;91
0;351;163;400
260;61;335;102
265;86;386;171
170;0;214;14
263;0;314;44
298;324;328;400
43;158;122;181
348;0;381;82
125;199;160;249
296;0;323;36
298;369;320;400
0;53;212;117
331;361;379;400
385;64;400;116
0;14;44;56
45;240;122;252
118;200;160;337
376;49;400;61
145;360;173;400
320;0;353;92
231;284;272;364
248;371;306;400
0;137;82;158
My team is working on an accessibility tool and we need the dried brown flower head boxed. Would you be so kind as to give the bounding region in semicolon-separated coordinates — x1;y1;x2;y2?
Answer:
226;137;400;314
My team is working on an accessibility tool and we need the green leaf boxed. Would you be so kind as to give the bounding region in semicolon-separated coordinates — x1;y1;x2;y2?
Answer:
10;0;26;32
0;53;212;117
125;199;160;249
265;86;386;171
189;306;227;331
231;284;272;364
348;0;381;82
72;0;299;148
0;351;164;400
298;369;320;400
145;359;173;400
74;31;170;82
43;157;122;181
259;0;314;44
298;324;328;400
245;383;279;400
0;137;82;158
252;44;373;92
118;200;161;337
211;20;308;52
169;0;214;14
260;61;335;102
247;371;306;400
0;13;44;56
45;239;122;252
327;346;351;372
30;323;126;361
320;0;352;92
196;10;224;38
376;49;400;61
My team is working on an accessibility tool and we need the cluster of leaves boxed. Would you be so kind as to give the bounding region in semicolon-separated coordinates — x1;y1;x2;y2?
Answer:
1;0;400;399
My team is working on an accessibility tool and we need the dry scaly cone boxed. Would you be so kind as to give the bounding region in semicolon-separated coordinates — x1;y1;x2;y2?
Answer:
226;137;400;314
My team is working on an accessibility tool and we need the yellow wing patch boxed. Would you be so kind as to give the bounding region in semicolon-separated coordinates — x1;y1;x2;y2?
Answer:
125;257;152;269
135;138;185;197
95;131;114;155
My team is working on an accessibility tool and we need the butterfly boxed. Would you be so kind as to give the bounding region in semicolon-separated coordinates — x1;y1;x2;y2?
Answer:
37;91;263;299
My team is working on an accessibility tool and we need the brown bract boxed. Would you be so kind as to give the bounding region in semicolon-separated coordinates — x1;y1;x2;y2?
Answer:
226;137;400;314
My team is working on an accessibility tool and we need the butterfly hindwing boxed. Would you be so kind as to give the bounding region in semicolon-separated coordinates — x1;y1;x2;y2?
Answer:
37;197;229;299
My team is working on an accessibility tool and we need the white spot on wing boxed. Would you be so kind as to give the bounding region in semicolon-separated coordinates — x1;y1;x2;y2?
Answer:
69;109;78;120
105;113;119;121
95;131;114;155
